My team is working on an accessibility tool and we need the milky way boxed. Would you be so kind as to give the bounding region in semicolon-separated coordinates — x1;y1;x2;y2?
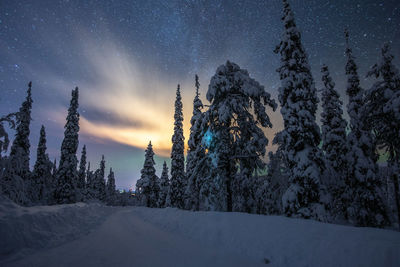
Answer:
0;0;399;189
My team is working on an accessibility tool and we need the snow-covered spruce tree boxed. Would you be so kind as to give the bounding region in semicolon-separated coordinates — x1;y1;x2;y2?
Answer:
136;141;160;208
93;155;106;201
190;114;213;211
158;161;170;208
31;125;53;204
106;168;116;205
10;81;33;178
344;30;387;227
255;133;289;215
169;84;186;209
363;42;400;227
204;61;276;212
184;75;206;210
77;145;87;201
1;82;33;204
55;87;79;204
320;65;348;175
274;0;326;220
320;65;348;219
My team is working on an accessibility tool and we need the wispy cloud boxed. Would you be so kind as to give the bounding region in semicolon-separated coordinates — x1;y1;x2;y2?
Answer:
44;37;195;157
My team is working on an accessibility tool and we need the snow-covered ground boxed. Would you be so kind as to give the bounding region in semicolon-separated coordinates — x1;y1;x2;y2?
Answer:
1;198;399;267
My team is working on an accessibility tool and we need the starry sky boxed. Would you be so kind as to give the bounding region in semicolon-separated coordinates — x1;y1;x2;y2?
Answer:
0;0;399;190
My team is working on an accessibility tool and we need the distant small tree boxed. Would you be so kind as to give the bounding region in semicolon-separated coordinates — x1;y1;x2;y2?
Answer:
106;168;116;205
92;155;106;201
158;161;170;208
136;141;160;208
31;125;53;204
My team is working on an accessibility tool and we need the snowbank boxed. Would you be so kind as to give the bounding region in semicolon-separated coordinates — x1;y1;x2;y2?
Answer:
1;201;399;267
134;207;400;267
0;196;115;262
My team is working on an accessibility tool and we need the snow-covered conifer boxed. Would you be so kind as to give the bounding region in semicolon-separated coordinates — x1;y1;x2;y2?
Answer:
320;65;348;175
1;82;33;204
136;142;159;207
274;0;325;219
344;30;387;227
31;125;53;204
169;85;186;208
93;155;106;201
320;65;348;219
185;75;205;210
204;61;276;212
106;168;116;205
55;87;79;204
363;42;400;227
255;142;288;215
158;161;170;208
9;81;33;178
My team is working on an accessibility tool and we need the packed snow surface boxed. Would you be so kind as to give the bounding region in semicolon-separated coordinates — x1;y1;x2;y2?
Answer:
1;199;399;267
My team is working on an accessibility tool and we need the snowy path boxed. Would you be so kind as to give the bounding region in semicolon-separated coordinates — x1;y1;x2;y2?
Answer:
1;203;400;267
3;208;264;267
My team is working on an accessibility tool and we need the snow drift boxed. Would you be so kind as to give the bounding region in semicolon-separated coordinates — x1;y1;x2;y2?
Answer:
0;196;115;262
1;199;399;267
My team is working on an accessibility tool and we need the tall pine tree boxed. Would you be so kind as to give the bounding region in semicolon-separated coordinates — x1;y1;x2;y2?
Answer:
170;84;186;208
10;81;33;178
55;87;79;204
1;82;33;204
364;42;400;227
274;0;325;219
185;75;205;210
344;30;387;227
136;141;159;208
320;65;348;175
320;65;348;219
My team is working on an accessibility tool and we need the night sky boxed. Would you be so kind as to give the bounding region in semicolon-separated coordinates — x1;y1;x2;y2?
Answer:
1;0;399;190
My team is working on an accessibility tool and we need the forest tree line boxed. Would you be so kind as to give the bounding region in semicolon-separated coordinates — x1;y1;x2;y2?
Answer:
0;0;399;229
135;0;400;229
0;85;129;206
